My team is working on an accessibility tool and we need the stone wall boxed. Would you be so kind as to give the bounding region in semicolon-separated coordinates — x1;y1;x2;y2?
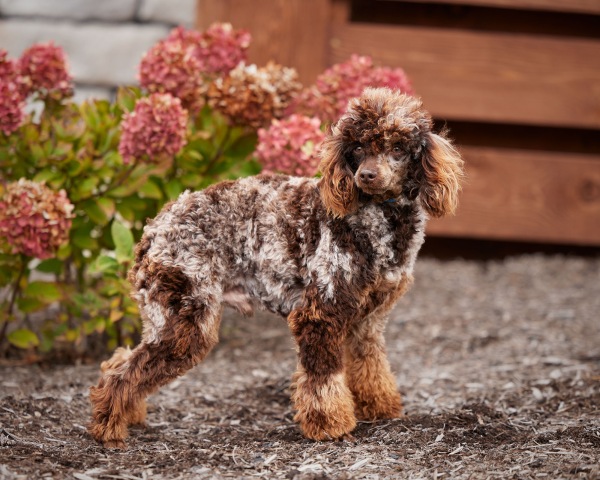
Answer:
0;0;197;101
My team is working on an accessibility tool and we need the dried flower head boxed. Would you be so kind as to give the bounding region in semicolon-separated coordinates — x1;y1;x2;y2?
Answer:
119;93;188;164
139;24;250;113
197;22;251;75
294;55;414;123
0;50;25;135
207;62;301;129
0;179;74;259
256;114;325;177
18;42;74;102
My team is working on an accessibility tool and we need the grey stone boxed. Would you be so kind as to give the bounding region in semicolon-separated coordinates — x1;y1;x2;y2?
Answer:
72;85;114;103
137;0;197;27
0;0;137;22
0;20;170;86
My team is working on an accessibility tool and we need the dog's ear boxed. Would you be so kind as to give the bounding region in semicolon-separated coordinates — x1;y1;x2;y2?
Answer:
318;134;359;218
420;131;465;217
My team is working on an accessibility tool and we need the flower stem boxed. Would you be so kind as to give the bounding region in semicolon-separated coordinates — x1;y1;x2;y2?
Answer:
0;255;28;348
203;126;233;175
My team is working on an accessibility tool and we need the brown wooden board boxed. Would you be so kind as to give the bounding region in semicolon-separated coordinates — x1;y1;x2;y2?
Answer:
388;0;600;15
197;0;330;84
427;146;600;245
330;23;600;129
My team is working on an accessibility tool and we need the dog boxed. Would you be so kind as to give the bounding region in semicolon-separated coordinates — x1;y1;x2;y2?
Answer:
89;87;464;448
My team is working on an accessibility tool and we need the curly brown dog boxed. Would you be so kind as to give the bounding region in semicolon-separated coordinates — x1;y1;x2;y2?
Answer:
89;87;464;448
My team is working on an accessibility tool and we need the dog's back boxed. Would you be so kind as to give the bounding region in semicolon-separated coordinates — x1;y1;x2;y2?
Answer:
130;173;425;322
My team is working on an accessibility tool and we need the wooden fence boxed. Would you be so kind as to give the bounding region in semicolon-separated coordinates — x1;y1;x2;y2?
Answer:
198;0;600;246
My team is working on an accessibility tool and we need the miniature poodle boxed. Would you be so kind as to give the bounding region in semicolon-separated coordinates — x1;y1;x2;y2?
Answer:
89;87;464;448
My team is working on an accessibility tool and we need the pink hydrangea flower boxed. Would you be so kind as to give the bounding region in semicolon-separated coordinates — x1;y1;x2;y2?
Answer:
139;27;206;113
0;49;19;82
18;42;73;101
294;55;414;123
256;114;325;177
197;23;251;75
119;93;188;164
139;24;250;113
0;50;25;135
0;179;74;259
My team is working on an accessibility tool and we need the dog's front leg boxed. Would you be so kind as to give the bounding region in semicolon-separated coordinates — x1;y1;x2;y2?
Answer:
343;277;412;421
344;314;403;421
288;306;356;441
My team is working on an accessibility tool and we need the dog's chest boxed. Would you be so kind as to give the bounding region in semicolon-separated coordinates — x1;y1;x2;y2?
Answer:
301;203;425;301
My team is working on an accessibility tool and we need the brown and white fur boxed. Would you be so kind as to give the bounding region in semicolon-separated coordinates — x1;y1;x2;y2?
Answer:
89;87;464;448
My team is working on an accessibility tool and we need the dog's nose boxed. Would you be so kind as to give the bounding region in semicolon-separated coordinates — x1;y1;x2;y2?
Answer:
359;169;377;183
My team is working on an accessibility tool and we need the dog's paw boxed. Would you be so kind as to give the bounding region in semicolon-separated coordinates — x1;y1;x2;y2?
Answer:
103;439;127;449
294;388;357;441
295;409;357;441
354;390;403;421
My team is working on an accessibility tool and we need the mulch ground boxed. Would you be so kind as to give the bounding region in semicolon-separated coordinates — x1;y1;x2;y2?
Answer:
1;254;599;479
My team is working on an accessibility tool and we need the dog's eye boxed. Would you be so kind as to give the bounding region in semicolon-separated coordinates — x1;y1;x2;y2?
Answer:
392;145;402;153
354;146;363;154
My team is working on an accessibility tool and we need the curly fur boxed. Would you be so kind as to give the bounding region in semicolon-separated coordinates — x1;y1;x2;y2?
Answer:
89;87;464;447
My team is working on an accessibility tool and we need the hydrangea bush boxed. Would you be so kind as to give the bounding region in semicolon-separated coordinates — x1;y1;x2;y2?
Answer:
0;24;413;358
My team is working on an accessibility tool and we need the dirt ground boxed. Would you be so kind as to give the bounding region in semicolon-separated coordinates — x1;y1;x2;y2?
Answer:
1;254;599;479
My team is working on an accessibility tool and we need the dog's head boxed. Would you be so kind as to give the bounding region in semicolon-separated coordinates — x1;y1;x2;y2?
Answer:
318;87;464;218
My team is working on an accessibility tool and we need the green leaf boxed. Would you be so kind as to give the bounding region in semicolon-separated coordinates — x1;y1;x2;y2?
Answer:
56;243;71;260
107;171;152;198
101;151;122;168
225;132;258;159
17;296;46;313
111;220;134;264
30;144;45;164
164;179;184;200
24;281;62;303
66;159;85;177
35;258;63;274
115;204;135;223
71;177;98;201
7;329;39;349
82;198;109;226
39;330;55;353
33;168;60;184
139;179;163;200
180;173;202;188
89;255;119;276
187;138;214;159
116;86;142;113
97;198;116;219
71;224;98;250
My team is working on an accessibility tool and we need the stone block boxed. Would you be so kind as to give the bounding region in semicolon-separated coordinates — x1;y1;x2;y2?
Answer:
137;0;197;27
0;20;170;86
0;0;137;22
73;85;114;103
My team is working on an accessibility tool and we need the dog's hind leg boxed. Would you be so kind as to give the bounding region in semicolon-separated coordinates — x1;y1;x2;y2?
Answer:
89;263;222;448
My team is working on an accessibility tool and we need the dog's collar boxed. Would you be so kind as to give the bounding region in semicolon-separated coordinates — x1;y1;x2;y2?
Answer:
382;198;397;204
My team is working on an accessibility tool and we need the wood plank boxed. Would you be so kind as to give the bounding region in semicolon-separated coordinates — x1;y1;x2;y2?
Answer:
330;23;600;129
427;147;600;245
386;0;600;15
197;0;330;84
